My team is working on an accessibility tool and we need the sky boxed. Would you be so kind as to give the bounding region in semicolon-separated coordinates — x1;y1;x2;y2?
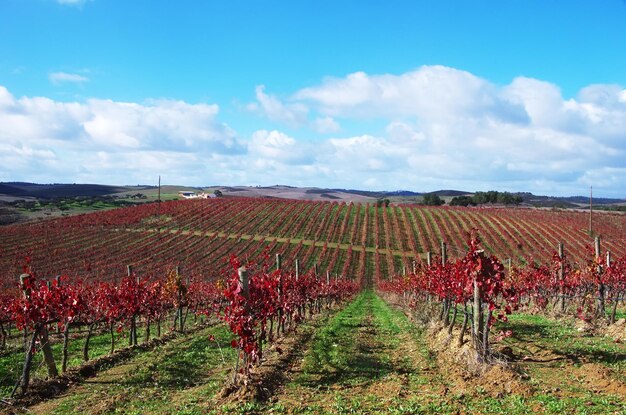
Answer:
1;1;626;197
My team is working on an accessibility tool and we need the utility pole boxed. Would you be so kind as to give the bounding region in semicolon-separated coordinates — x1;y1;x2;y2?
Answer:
589;186;593;236
158;175;161;219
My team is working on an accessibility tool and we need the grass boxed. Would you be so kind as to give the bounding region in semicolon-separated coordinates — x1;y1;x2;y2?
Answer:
0;319;198;398
1;325;126;397
498;313;626;378
21;324;238;415
3;294;626;415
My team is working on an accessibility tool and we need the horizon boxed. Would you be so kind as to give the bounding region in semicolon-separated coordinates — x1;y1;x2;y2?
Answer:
1;1;626;198
1;180;623;201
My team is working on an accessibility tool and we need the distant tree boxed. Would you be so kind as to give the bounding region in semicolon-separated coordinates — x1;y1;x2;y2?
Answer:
213;189;223;197
383;198;390;207
472;191;523;206
423;193;445;206
449;196;475;207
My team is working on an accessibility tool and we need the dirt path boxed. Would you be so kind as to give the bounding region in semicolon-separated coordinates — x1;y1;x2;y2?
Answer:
252;290;449;414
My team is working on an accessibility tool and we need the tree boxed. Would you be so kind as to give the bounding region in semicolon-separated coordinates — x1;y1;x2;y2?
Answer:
449;196;475;207
423;193;444;206
214;189;223;197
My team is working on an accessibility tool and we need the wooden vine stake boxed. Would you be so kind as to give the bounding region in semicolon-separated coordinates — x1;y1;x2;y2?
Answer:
595;236;606;318
295;259;300;281
558;243;565;312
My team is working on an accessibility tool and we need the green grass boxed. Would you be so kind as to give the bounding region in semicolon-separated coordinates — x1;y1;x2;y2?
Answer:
24;324;237;415
498;313;626;378
4;295;626;415
1;326;125;397
0;320;189;397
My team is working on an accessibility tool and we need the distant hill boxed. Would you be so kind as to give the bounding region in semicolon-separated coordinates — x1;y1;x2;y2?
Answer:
430;190;469;197
1;182;624;207
0;182;152;199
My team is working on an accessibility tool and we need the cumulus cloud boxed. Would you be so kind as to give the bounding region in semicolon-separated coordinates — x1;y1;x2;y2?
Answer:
3;63;626;197
294;66;529;125
248;85;308;126
249;130;313;165
260;66;625;196
49;72;89;85
0;86;243;185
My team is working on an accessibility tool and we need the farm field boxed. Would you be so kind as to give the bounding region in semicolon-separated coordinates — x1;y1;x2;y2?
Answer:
1;197;625;288
1;197;625;414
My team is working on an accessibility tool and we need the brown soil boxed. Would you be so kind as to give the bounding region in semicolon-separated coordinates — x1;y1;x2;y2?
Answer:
576;363;626;396
426;323;533;398
602;318;626;342
215;313;328;404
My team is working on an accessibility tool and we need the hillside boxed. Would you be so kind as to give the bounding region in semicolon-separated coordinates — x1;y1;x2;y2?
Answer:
2;182;623;206
1;197;625;289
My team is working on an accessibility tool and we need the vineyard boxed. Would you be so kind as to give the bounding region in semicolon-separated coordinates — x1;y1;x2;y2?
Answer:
0;197;625;414
2;197;626;287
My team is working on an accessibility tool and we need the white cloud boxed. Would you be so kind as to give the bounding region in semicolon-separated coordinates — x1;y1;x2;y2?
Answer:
294;66;529;124
250;85;308;126
312;116;341;134
49;72;89;85
0;85;244;185
249;130;313;165
3;62;626;197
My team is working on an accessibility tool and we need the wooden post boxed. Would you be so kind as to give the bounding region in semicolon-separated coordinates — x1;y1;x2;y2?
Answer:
426;252;432;267
594;236;605;317
558;243;565;312
473;277;483;361
295;259;300;280
441;241;447;264
314;264;319;278
326;270;330;285
176;265;184;332
606;250;619;323
276;253;282;271
412;260;417;274
127;265;133;277
19;274;31;298
238;267;249;300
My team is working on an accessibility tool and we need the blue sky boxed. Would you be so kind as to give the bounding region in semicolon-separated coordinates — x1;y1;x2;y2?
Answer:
1;0;626;197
